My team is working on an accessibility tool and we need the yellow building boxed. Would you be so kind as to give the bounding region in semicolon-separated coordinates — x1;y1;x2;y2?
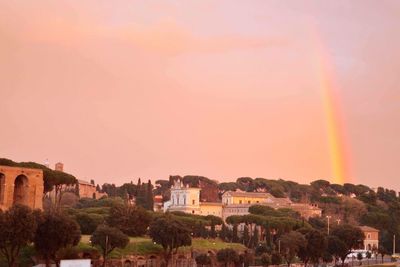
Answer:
221;190;321;220
164;184;321;221
222;191;276;205
199;202;223;217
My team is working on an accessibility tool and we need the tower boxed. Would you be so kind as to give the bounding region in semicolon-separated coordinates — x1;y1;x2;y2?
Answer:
55;162;64;172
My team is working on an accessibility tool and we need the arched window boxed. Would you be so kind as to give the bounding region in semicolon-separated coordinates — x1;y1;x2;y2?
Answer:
13;175;29;206
0;173;5;204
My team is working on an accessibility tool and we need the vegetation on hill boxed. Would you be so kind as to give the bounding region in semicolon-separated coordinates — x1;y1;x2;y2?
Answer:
2;157;400;266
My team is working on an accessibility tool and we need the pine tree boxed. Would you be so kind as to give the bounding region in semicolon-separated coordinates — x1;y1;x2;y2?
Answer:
242;225;250;246
210;223;217;238
249;226;259;249
232;224;239;243
220;224;229;241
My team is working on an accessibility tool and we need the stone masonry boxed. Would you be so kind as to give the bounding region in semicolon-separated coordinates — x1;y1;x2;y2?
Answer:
0;165;44;210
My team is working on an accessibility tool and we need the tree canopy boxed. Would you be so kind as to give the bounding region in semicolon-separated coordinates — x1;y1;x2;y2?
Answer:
148;214;192;266
90;225;129;267
34;211;81;267
0;205;39;267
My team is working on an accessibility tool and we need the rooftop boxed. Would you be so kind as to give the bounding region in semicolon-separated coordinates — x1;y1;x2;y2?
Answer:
360;226;379;232
224;191;274;198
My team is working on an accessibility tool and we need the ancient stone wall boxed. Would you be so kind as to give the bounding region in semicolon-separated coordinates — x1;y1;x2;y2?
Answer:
0;165;44;210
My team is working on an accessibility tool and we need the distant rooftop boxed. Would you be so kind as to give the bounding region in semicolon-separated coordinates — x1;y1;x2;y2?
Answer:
224;191;274;198
360;226;379;232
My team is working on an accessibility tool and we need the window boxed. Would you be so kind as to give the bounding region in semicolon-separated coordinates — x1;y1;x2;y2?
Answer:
256;201;259;203
248;200;251;204
0;174;4;204
192;199;195;205
239;200;242;204
367;234;371;239
192;210;195;214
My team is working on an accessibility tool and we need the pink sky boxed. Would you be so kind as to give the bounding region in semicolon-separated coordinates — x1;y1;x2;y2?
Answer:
1;1;399;189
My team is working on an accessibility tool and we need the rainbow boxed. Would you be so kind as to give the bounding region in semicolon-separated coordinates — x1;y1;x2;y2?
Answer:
314;39;350;185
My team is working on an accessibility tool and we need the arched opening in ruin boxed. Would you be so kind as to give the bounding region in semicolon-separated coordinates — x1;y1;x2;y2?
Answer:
124;260;132;267
13;175;29;206
0;173;5;204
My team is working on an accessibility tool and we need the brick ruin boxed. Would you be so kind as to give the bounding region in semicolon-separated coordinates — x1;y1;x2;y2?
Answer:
0;165;44;210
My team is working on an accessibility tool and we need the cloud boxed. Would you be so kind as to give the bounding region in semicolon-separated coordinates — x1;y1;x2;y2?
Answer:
118;19;288;56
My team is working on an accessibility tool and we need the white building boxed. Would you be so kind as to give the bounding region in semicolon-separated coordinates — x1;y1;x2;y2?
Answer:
164;179;201;214
164;179;223;216
164;179;321;220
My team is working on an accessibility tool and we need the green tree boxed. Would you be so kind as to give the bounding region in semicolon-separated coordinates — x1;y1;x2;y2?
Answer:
34;211;81;267
75;212;104;235
327;236;348;266
297;228;327;266
261;253;272;267
148;215;192;266
218;182;238;193
0;205;38;267
217;248;239;267
106;205;151;236
146;179;154;211
90;225;129;267
219;224;231;242
205;215;223;239
330;224;365;266
271;251;282;265
195;253;211;267
280;231;307;267
232;224;239;243
242;225;250;246
249;227;259;249
378;245;387;263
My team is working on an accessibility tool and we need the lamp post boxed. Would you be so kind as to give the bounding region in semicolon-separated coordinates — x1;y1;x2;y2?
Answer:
278;239;281;254
326;216;332;235
393;234;396;255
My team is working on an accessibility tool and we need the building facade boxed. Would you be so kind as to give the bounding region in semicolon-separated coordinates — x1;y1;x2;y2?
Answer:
164;179;223;216
0;165;44;210
164;180;321;220
360;226;379;251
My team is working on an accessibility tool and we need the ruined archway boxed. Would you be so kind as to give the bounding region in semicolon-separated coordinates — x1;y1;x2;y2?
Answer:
13;175;29;206
0;173;5;204
124;260;132;267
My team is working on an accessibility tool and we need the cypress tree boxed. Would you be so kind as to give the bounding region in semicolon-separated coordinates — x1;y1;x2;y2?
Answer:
146;180;154;211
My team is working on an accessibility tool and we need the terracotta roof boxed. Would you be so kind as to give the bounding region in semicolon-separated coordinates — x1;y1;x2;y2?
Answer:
360;226;379;232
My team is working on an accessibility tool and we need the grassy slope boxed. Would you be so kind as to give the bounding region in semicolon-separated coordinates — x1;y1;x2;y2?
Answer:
80;235;246;259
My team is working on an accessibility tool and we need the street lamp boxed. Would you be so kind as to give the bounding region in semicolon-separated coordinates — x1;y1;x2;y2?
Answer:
326;216;332;235
393;234;396;255
278;239;281;254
